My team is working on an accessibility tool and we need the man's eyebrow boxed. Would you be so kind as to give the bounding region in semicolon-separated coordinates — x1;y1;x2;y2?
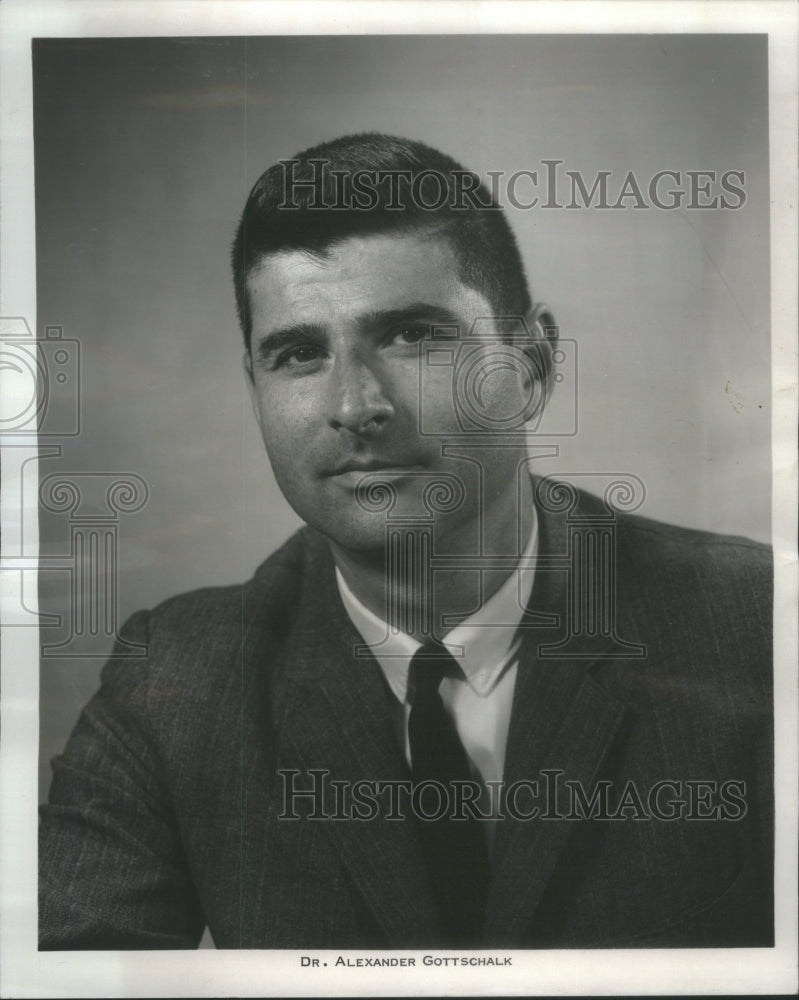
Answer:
358;303;462;332
253;304;462;360
253;323;327;361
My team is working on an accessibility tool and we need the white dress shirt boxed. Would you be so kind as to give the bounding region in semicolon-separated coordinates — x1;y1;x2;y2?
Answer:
336;514;538;845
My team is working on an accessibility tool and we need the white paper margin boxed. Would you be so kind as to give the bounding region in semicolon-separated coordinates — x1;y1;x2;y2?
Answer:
1;2;796;997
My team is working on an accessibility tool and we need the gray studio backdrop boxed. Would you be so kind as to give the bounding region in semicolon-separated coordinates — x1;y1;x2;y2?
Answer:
35;35;770;798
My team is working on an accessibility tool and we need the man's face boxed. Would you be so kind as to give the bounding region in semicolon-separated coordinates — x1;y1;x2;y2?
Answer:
246;231;535;553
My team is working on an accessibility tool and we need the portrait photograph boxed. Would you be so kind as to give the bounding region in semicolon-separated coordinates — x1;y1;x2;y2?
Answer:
1;1;796;997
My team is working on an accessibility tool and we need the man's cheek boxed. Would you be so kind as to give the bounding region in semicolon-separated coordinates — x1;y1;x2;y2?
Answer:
261;438;306;489
416;372;462;437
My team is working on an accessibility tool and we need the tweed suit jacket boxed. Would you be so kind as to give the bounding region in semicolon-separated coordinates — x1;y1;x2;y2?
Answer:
39;482;773;949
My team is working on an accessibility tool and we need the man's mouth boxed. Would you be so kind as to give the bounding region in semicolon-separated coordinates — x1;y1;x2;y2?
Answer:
326;459;426;487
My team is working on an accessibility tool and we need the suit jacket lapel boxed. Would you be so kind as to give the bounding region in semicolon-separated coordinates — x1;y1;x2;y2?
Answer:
483;488;629;945
274;539;440;945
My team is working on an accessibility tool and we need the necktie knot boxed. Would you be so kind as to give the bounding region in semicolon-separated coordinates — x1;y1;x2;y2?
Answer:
409;641;461;696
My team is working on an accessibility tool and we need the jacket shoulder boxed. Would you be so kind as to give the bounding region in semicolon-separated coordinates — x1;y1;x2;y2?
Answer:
145;525;322;626
613;505;772;599
617;506;770;558
110;526;327;689
543;478;772;574
535;479;773;686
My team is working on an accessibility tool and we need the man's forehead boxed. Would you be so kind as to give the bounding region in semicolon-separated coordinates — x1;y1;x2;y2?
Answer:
247;231;478;327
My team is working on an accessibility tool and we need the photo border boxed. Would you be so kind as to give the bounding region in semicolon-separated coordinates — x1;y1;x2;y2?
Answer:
1;2;796;996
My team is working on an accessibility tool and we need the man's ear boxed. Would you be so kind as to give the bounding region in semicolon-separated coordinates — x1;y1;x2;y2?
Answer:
242;350;263;432
519;302;558;390
529;302;558;348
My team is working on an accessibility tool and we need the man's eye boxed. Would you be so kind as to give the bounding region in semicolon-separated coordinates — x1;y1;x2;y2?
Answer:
275;345;324;368
390;324;431;346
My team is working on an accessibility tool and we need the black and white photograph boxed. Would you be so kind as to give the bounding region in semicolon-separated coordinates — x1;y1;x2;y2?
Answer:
1;1;796;997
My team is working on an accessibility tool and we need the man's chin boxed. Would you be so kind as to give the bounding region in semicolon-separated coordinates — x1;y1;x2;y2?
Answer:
312;519;394;555
306;507;476;561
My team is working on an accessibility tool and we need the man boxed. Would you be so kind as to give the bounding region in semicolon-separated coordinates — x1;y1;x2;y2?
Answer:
39;133;773;949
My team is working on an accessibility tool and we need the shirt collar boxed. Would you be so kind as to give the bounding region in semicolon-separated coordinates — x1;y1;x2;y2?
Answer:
336;510;538;702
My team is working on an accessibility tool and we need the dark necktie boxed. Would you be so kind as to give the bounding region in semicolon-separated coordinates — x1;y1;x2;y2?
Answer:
408;641;490;945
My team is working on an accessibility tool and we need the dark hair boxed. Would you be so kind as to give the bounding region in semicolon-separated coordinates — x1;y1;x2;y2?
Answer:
231;132;532;350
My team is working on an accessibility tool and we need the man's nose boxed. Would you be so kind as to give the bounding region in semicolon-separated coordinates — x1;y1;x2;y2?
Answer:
327;356;395;436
